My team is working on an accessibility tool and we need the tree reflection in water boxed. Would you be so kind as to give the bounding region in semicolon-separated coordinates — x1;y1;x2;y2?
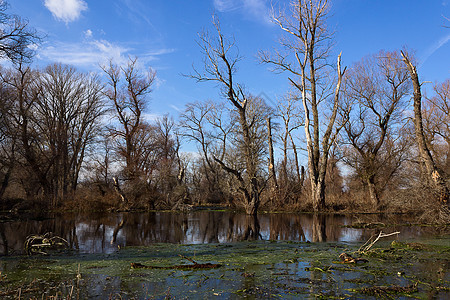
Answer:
0;211;439;255
311;213;326;242
243;215;261;240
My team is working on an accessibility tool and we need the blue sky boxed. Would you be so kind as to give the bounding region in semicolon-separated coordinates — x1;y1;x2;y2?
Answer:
7;0;450;123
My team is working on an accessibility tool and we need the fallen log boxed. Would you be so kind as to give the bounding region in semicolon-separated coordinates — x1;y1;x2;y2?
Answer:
131;255;222;270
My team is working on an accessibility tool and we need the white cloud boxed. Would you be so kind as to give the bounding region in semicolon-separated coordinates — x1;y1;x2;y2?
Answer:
120;0;156;30
27;43;39;51
213;0;240;12
244;0;272;24
170;104;182;112
37;36;174;71
421;33;450;66
84;29;93;38
213;0;272;24
39;39;130;68
44;0;88;23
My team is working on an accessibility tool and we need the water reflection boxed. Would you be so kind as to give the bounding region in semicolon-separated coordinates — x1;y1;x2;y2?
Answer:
0;211;447;255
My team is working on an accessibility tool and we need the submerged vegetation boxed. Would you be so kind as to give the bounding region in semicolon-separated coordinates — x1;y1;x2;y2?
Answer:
0;237;449;299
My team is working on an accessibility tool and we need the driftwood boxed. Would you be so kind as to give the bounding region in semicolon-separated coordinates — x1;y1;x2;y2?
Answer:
131;255;222;270
24;233;69;255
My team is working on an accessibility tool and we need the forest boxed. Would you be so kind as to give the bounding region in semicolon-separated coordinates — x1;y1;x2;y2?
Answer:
0;0;449;221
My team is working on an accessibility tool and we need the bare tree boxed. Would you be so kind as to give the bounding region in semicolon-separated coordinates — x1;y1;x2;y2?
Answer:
1;62;49;198
401;51;449;205
189;17;269;214
0;73;16;199
0;1;41;63
86;131;114;196
179;100;231;204
0;1;41;200
423;80;450;175
152;115;180;201
0;63;105;205
340;51;410;209
102;57;156;181
35;63;105;204
275;94;305;204
260;0;346;211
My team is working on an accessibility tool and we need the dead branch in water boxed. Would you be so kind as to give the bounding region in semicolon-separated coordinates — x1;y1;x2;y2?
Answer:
358;231;400;253
24;233;69;255
131;255;222;270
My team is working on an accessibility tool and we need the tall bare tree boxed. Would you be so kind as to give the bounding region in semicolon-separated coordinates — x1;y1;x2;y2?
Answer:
340;51;410;209
190;17;269;214
0;63;105;205
102;57;156;181
401;51;449;205
260;0;345;211
1;62;48;198
36;63;105;203
0;72;16;199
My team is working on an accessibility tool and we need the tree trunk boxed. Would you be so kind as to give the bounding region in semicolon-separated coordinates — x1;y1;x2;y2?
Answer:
281;125;289;183
300;166;305;189
237;104;260;215
367;175;380;209
401;51;449;205
267;118;278;191
311;179;326;211
244;183;261;215
0;164;13;200
113;177;128;205
244;192;259;215
288;131;301;184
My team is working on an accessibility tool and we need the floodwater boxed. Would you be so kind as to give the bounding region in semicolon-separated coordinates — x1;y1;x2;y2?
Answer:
0;211;448;255
0;211;449;299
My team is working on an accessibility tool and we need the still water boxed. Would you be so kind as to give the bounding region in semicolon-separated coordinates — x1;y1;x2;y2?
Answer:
1;211;447;256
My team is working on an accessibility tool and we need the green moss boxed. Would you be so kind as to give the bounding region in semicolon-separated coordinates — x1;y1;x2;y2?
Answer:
0;239;449;299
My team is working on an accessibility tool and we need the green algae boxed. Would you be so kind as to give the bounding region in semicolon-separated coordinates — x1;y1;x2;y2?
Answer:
0;239;449;299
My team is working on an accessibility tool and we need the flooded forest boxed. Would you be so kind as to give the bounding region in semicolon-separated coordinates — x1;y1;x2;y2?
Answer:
0;0;449;299
0;0;449;217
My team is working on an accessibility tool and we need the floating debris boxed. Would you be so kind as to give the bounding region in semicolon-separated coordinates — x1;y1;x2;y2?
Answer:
24;233;69;255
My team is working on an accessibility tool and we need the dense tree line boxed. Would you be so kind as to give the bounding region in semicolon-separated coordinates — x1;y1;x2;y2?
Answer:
0;0;448;217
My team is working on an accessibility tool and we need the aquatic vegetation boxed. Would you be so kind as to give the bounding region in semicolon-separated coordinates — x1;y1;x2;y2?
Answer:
0;238;448;299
